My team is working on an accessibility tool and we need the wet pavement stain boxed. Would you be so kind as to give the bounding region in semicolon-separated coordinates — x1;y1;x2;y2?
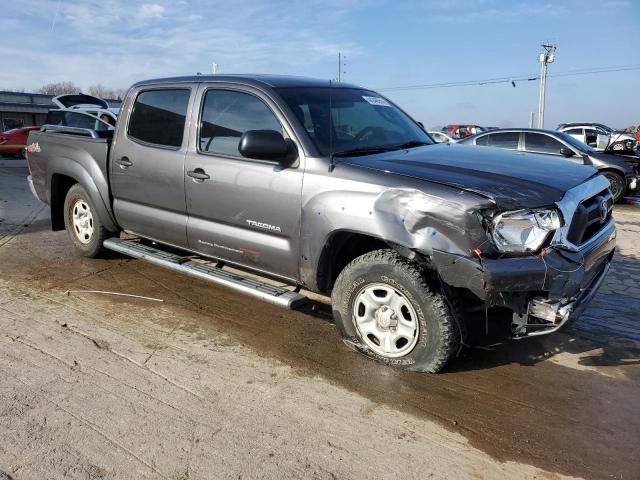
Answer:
7;240;639;480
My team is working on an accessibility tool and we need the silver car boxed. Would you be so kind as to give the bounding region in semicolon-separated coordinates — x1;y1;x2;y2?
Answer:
558;123;638;152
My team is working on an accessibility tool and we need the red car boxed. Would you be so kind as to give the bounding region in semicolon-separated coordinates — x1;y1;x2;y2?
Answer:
0;126;40;157
441;124;486;139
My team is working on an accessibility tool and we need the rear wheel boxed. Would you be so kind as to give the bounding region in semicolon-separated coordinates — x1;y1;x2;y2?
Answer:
63;184;111;257
331;249;460;373
602;171;625;203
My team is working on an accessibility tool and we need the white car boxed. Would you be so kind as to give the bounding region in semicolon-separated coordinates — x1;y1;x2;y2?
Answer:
427;131;459;143
558;123;637;152
45;94;118;131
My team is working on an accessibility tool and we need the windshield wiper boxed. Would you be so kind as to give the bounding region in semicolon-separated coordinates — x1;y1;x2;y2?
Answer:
332;146;399;158
390;140;430;149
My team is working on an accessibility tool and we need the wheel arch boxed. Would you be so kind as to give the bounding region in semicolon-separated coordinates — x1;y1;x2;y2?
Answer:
316;229;418;294
47;158;117;232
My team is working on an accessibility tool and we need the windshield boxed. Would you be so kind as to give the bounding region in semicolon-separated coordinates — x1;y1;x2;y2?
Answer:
276;87;432;157
557;132;593;153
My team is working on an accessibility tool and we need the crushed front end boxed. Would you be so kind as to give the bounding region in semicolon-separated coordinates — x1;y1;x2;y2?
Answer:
434;175;616;338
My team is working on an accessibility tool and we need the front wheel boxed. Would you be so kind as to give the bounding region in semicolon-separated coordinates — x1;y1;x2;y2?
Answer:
331;249;460;373
602;171;625;203
63;184;111;257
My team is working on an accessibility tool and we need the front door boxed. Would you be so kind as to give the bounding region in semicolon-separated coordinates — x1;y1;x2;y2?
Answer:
110;86;194;248
184;85;304;280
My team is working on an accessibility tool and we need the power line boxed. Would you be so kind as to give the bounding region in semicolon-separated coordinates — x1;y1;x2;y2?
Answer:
376;64;640;92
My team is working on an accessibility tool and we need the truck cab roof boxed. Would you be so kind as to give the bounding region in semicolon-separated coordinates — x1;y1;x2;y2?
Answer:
131;74;362;90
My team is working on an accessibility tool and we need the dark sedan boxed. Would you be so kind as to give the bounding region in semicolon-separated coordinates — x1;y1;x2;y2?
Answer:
459;128;639;202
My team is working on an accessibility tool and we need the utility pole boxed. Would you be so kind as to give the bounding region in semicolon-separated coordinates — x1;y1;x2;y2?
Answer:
529;111;534;128
537;43;556;128
336;52;346;82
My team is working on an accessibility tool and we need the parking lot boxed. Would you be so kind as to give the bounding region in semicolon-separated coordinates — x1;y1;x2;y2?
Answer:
1;164;639;480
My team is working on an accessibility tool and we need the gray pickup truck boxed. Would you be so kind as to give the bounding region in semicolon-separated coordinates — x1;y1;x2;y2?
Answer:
25;75;616;372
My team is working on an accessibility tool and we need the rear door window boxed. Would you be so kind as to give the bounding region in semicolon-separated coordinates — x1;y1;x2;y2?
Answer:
199;90;282;156
486;132;519;149
475;135;489;146
128;89;190;148
524;133;564;154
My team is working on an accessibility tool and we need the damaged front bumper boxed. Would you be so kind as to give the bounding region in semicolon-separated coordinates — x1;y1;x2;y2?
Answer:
434;217;616;337
511;259;610;337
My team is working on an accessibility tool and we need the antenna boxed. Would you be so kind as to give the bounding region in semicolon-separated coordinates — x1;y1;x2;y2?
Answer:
328;79;335;172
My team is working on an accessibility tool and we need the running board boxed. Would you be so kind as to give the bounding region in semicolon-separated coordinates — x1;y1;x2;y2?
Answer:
103;238;308;309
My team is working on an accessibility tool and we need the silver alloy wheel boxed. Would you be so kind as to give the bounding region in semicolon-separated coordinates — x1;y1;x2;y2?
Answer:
72;199;94;244
611;142;625;151
352;283;420;358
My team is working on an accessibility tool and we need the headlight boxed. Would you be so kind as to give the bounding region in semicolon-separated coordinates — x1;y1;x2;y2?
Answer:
490;208;561;253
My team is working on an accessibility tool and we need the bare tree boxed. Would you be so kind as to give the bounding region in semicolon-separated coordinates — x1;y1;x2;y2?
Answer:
87;84;128;100
38;81;81;96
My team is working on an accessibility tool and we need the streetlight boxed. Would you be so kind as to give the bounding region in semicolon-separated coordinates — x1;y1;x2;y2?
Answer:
537;43;556;128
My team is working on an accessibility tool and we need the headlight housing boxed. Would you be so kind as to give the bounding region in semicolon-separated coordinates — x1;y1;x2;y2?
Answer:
490;208;561;253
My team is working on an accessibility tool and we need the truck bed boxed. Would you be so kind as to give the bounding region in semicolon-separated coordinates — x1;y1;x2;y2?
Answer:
26;127;113;205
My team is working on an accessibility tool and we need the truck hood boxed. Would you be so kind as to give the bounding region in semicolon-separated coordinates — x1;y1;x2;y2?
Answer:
342;144;598;210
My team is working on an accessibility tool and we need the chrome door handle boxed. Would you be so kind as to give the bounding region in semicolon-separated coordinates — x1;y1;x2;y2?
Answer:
117;157;133;168
187;168;210;181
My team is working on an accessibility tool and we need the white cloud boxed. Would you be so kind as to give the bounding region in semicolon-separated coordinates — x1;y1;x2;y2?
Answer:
0;0;363;91
138;3;166;20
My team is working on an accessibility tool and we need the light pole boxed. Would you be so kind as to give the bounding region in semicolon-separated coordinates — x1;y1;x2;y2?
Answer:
537;43;556;128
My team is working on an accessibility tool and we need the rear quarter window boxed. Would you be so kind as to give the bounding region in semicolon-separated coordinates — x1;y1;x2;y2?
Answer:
128;89;190;148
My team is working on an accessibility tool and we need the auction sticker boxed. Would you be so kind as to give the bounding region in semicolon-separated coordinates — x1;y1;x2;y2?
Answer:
362;96;391;107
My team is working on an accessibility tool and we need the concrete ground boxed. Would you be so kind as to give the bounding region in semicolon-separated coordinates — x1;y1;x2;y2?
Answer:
1;165;639;480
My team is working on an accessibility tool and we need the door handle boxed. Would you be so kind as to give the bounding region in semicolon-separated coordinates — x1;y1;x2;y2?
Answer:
117;156;133;168
187;168;210;181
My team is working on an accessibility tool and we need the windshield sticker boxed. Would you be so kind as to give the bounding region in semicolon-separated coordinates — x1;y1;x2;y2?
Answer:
362;96;391;107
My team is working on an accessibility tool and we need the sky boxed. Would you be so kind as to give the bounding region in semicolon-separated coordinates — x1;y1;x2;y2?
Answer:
2;0;639;128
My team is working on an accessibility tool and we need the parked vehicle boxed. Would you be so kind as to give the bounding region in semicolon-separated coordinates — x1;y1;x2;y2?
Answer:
459;128;639;202
441;124;486;138
427;131;458;143
0;126;40;157
26;75;615;373
44;93;118;132
558;122;638;152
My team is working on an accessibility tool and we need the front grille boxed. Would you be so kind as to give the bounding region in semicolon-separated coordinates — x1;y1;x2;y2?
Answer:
566;188;613;245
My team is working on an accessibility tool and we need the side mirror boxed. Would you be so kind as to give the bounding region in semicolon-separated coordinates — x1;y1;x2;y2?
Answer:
560;146;574;157
238;130;295;162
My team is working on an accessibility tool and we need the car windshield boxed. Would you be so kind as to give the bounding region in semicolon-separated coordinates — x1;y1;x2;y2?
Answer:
276;87;432;157
557;132;593;153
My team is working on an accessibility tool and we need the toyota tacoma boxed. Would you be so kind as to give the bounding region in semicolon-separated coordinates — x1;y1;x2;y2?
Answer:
25;75;616;372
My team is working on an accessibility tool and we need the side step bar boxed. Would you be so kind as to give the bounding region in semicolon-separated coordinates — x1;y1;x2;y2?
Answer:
103;238;308;309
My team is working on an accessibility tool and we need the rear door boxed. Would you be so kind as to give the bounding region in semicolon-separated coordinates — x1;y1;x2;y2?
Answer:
483;132;521;150
184;85;304;280
110;85;194;248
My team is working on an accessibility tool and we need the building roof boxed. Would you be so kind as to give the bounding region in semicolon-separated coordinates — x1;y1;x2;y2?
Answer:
0;90;122;114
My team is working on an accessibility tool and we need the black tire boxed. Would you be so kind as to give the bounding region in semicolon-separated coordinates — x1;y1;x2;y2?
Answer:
610;142;625;151
331;249;460;373
63;184;111;257
602;171;625;203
